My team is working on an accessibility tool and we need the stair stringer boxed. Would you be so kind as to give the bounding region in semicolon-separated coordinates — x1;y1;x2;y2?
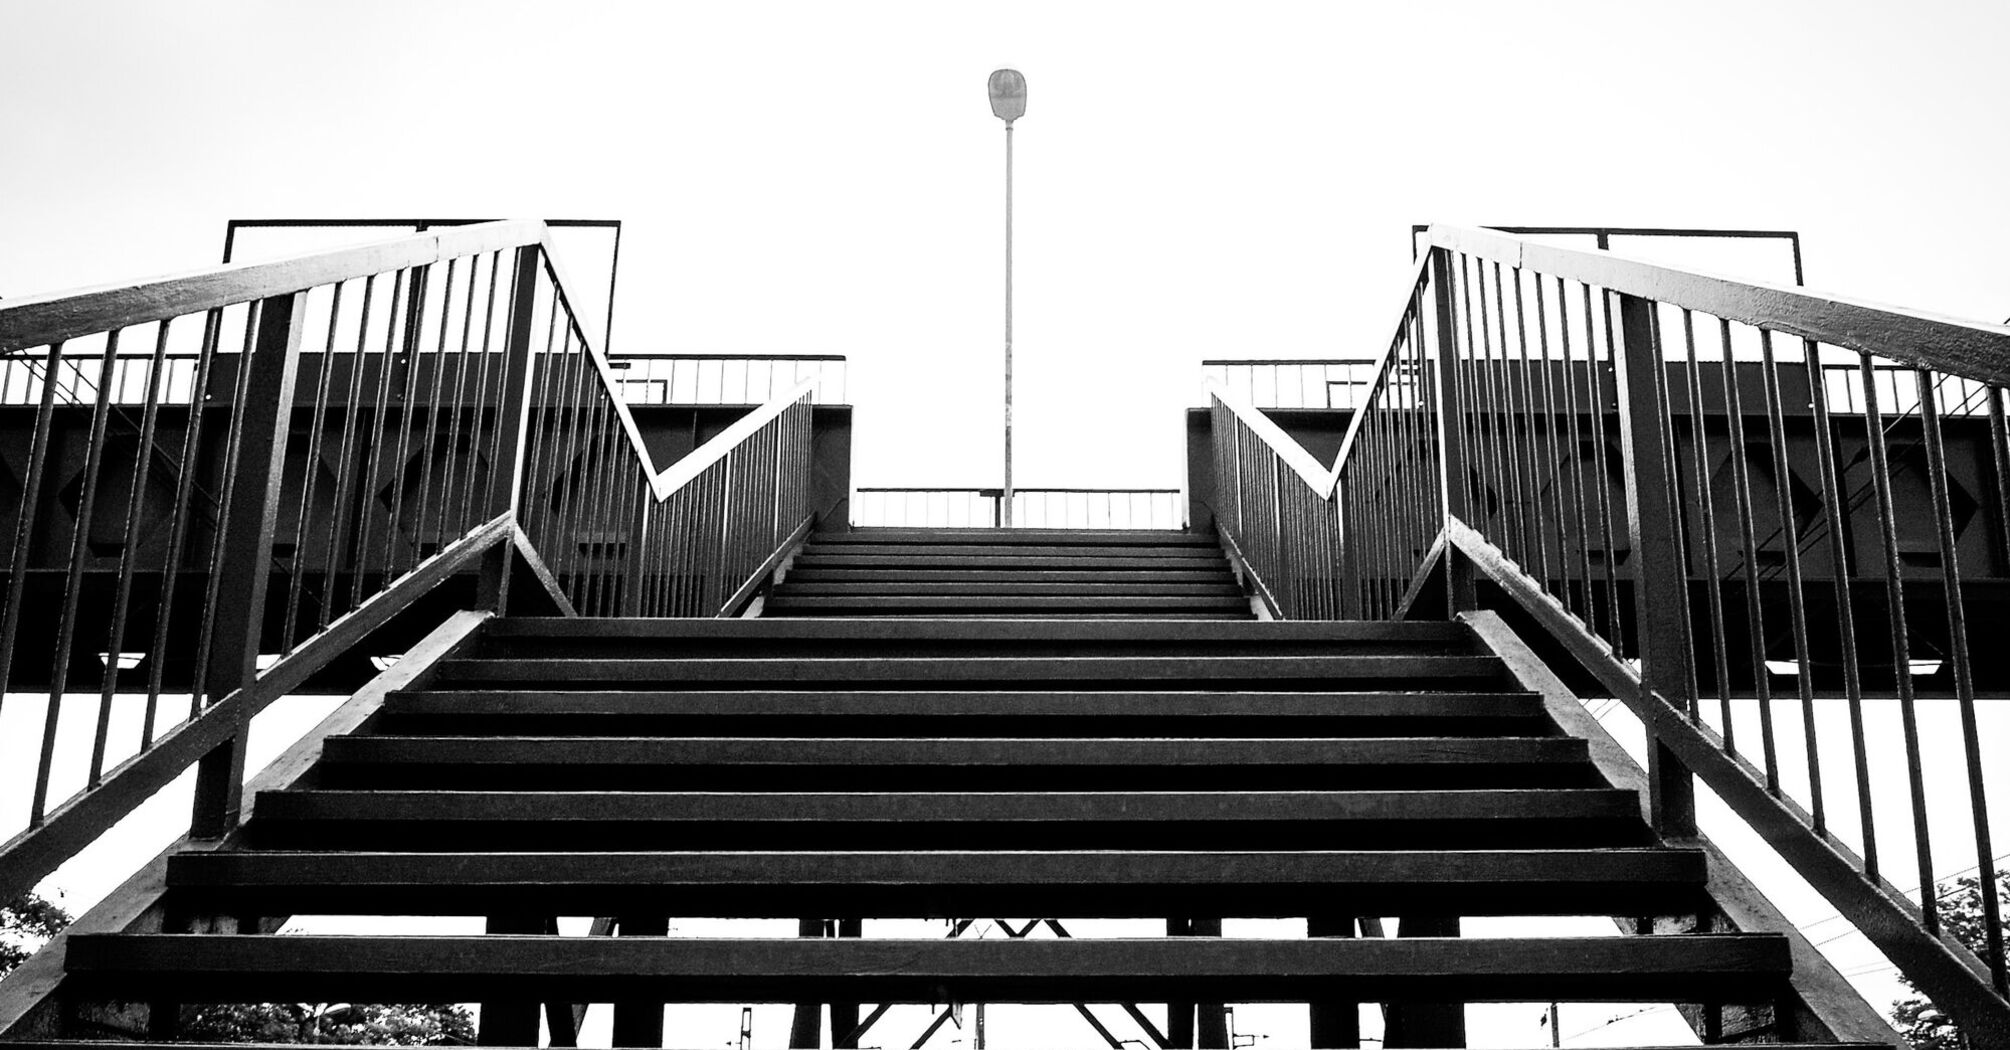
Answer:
1463;609;1901;1045
0;611;495;1041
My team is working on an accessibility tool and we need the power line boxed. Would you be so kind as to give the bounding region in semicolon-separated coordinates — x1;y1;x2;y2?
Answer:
1802;851;2010;947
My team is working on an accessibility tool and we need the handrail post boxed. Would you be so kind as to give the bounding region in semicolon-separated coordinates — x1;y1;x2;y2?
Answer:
1429;248;1477;613
188;292;305;839
1613;291;1699;839
478;244;543;612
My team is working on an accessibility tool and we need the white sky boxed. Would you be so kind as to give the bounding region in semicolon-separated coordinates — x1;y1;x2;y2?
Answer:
7;0;2010;491
7;1;2010;1045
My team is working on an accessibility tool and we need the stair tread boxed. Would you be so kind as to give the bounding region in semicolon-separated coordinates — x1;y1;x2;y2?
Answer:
816;528;1214;545
256;788;1639;822
800;543;1226;558
430;654;1507;682
785;568;1238;582
483;617;1472;642
382;690;1545;717
775;581;1245;595
791;555;1229;569
321;736;1588;766
62;933;1793;1002
764;595;1251;609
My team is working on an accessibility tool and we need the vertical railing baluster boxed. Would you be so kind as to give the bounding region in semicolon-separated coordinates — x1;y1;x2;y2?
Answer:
93;320;176;785
1800;336;1876;877
1915;366;2008;993
462;252;503;538
319;276;376;633
281;283;344;653
1719;320;1779;789
1857;352;1938;931
1558;279;1595;629
433;258;479;550
1757;330;1824;830
189;306;268;715
351;270;407;614
34;335;122;822
623;466;649;618
1681;311;1735;757
0;343;67;719
1533;279;1568;602
1501;264;1537;572
1588;289;1625;650
144;309;223;746
381;266;432;581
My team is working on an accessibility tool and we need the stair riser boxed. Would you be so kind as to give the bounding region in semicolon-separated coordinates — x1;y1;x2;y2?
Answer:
427;656;1513;690
315;763;1602;792
167;849;1707;918
167;879;1707;919
315;737;1595;790
373;714;1555;741
61;934;1794;1004
468;638;1486;659
483;618;1478;643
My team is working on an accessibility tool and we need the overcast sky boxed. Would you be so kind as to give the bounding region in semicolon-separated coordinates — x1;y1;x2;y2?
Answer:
6;2;2008;1044
7;0;2010;494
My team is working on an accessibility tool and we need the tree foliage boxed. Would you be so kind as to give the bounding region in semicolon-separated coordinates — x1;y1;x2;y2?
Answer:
1891;870;2010;1050
1;892;73;975
2;892;473;1045
180;1003;474;1046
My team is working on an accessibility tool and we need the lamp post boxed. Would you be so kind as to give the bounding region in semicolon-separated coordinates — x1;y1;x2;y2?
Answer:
988;68;1025;526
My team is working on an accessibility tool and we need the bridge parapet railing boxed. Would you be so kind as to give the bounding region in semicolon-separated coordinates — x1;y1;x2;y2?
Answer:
852;487;1185;529
1209;225;2010;1044
0;221;821;910
607;352;846;406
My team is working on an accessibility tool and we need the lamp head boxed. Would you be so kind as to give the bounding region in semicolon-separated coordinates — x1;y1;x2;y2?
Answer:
988;69;1026;124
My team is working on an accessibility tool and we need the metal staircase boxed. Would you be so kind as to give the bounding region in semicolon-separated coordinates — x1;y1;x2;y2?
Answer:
10;219;2010;1046
45;603;1869;1047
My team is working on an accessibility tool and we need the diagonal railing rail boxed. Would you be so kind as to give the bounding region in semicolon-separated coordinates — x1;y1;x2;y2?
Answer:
0;221;825;908
1208;225;2010;1045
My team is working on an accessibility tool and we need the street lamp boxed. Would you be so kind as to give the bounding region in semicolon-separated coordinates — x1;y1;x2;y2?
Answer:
988;68;1024;526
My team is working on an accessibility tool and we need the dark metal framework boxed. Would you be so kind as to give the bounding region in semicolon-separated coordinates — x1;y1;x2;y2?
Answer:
1409;225;1806;286
1210;224;2010;1044
0;221;825;907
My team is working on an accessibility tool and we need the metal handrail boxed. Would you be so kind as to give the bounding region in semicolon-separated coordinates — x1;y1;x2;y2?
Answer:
1210;224;2010;1043
1433;224;2010;383
0;221;826;912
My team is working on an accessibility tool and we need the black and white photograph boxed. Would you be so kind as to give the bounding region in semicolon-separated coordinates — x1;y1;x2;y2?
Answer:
2;2;2007;1047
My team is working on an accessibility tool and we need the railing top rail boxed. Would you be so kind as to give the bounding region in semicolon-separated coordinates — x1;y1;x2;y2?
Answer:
1428;224;2010;386
0;220;547;353
1205;250;1436;501
612;352;848;361
1205;376;1336;495
650;377;817;498
1201;357;1373;366
857;486;1179;494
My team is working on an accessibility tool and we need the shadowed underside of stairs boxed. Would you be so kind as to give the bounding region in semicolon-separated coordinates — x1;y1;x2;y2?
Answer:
43;531;1887;1048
